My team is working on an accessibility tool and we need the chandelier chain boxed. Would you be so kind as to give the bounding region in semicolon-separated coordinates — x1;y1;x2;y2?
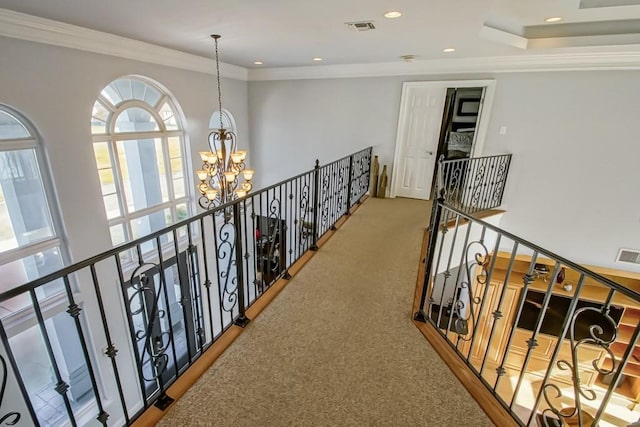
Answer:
214;36;223;129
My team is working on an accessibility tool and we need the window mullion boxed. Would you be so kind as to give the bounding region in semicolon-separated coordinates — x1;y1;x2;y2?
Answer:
0;238;61;267
0;138;38;151
98;94;115;111
161;136;176;208
154;95;168;111
108;138;130;241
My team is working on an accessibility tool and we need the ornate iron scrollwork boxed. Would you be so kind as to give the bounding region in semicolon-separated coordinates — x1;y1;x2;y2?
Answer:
350;155;362;203
469;164;487;208
490;158;509;206
265;198;282;271
446;163;464;207
450;240;490;339
0;355;20;425
320;172;330;229
336;162;346;216
299;182;312;247
128;263;171;384
217;222;239;312
541;306;619;426
349;149;371;203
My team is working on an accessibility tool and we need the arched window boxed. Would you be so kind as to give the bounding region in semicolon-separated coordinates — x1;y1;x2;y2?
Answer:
209;109;236;133
0;106;96;426
0;105;64;297
91;77;190;246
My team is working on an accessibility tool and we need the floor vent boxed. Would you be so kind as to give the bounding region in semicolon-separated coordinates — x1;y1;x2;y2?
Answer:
345;21;376;32
616;248;640;265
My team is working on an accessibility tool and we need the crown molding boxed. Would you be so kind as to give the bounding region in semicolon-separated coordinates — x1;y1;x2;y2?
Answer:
0;8;248;80
248;50;640;81
3;8;640;83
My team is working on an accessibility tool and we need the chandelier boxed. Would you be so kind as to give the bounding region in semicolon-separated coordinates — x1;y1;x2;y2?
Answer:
196;34;254;209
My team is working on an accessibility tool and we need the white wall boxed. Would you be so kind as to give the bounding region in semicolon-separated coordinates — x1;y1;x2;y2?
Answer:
483;71;640;271
248;76;408;187
0;36;249;262
248;71;640;271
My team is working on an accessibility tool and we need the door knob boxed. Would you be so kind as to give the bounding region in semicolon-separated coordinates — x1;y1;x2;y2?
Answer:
426;151;434;155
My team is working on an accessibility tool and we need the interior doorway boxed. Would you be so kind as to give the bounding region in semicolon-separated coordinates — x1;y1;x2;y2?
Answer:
390;80;495;200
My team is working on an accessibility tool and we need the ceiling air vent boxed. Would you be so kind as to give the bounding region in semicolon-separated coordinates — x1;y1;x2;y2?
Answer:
345;21;376;32
616;248;640;265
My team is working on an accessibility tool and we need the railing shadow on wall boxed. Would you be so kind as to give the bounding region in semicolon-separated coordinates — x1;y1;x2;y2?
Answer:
0;147;371;426
415;198;640;426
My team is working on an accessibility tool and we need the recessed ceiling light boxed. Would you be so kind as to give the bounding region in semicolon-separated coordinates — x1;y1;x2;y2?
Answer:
384;11;402;19
313;57;323;62
545;16;563;23
443;48;456;53
401;55;416;62
254;61;263;65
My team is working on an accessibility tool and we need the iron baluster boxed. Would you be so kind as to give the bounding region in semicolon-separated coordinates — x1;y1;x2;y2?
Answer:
210;213;228;335
29;289;77;426
171;229;195;365
528;275;585;426
593;321;640;424
62;275;108;423
494;252;539;392
187;225;205;353
510;262;562;409
233;202;250;327
154;237;181;382
311;160;320;251
250;195;260;299
462;234;501;358
414;189;446;322
437;214;464;331
425;208;453;322
199;216;216;347
346;154;354;214
443;216;474;339
479;242;519;377
284;181;293;279
498;155;511;206
89;263;128;425
115;252;149;407
466;233;502;357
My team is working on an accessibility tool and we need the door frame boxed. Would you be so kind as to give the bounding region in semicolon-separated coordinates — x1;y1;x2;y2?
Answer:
390;79;496;198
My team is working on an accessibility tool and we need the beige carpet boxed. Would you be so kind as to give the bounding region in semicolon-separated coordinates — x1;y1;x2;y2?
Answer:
159;197;493;426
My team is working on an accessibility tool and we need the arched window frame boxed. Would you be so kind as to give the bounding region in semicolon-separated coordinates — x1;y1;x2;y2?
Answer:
91;77;190;247
0;105;66;271
208;109;236;133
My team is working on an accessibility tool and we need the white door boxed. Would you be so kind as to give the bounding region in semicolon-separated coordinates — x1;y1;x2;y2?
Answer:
391;83;447;200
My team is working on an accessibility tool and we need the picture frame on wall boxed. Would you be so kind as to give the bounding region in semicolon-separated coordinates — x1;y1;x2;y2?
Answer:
456;98;481;117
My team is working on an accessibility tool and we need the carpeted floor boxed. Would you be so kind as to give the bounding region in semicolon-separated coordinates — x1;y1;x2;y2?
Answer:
158;197;493;426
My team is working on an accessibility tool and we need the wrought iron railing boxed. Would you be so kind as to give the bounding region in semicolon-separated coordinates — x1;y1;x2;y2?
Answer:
415;200;640;427
0;147;371;426
438;154;512;214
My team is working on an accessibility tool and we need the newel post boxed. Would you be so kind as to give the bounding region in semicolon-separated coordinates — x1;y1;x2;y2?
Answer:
415;157;446;322
310;159;321;251
233;202;250;327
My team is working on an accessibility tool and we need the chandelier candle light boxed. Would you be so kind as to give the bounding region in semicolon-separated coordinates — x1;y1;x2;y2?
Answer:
196;34;254;209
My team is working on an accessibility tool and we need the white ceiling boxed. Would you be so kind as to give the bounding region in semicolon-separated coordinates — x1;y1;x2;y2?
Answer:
1;0;640;69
